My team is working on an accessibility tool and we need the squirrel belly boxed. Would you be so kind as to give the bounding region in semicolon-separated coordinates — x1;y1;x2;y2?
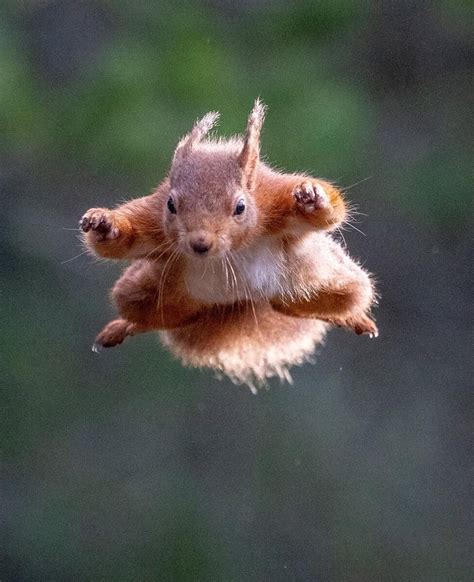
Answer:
160;302;328;391
183;235;286;304
161;232;370;390
183;231;352;306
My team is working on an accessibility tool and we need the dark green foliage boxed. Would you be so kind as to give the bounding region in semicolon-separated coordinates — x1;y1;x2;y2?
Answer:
1;2;471;580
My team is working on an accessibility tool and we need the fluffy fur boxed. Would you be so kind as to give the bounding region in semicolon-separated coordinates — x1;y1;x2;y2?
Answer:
160;303;329;392
80;100;378;388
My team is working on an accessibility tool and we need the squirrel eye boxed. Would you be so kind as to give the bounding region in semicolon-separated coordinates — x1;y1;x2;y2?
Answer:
167;196;177;214
233;198;246;216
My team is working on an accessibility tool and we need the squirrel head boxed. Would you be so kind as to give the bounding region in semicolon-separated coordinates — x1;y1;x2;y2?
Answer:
164;99;266;258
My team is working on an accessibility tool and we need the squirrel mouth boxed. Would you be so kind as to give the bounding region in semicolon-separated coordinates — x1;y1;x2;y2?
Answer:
183;245;224;260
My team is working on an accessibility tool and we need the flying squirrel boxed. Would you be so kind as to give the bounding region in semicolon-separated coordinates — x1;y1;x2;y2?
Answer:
80;100;378;390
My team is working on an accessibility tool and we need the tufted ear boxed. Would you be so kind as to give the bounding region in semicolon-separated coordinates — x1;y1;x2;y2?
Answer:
238;98;266;191
173;111;220;164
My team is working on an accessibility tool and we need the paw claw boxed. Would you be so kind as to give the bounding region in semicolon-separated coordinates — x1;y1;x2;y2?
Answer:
335;314;378;338
80;216;90;231
94;319;133;349
354;316;378;338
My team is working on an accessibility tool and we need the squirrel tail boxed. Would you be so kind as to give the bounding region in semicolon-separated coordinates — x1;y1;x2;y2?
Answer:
160;302;328;392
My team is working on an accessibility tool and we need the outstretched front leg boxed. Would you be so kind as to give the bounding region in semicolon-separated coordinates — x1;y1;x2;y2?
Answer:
292;178;346;231
80;184;170;260
256;168;346;235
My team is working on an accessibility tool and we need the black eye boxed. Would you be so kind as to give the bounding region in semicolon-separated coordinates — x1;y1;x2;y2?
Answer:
233;198;246;216
167;197;177;214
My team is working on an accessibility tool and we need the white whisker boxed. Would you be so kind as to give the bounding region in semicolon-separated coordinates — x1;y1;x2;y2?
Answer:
345;222;366;237
158;248;180;325
342;176;372;192
61;250;89;264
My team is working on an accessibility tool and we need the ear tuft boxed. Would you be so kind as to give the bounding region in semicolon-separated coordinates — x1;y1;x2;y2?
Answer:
195;111;220;137
248;98;267;131
239;98;267;190
174;110;220;163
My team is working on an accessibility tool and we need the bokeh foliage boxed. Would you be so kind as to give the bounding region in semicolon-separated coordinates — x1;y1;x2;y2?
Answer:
1;1;471;580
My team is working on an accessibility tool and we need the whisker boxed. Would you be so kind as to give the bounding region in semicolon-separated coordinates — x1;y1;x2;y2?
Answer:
335;226;347;248
221;256;229;293
144;239;176;261
231;254;260;334
225;254;241;318
201;257;209;280
342;176;372;192
226;255;239;302
345;207;368;218
158;249;180;325
61;250;89;264
153;243;178;263
345;222;366;237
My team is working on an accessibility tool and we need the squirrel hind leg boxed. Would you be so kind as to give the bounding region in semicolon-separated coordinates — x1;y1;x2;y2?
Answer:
92;318;140;350
345;313;379;338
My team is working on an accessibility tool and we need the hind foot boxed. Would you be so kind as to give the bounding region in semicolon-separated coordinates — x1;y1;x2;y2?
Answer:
348;314;379;338
92;318;138;351
333;314;379;338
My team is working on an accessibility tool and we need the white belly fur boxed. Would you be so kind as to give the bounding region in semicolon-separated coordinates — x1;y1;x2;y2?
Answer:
184;235;286;304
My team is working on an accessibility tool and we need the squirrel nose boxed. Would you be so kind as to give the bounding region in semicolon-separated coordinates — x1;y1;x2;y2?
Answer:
191;241;211;254
189;235;212;255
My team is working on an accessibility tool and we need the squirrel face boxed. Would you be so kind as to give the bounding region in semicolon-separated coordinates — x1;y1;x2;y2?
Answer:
163;101;266;259
165;146;259;258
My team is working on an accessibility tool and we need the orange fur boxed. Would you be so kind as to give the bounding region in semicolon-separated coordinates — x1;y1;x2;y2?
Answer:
81;188;168;260
161;302;329;390
255;168;346;234
80;100;378;386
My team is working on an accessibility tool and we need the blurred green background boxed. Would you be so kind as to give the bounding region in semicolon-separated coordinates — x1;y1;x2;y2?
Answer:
1;1;472;580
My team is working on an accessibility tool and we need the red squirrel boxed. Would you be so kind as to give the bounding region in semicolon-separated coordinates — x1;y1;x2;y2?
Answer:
81;100;378;389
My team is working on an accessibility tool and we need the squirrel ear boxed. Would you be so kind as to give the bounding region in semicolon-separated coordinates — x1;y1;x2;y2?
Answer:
239;98;266;190
173;111;220;163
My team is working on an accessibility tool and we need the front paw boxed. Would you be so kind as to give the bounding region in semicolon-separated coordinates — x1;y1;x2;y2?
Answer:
80;208;120;241
293;180;330;214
